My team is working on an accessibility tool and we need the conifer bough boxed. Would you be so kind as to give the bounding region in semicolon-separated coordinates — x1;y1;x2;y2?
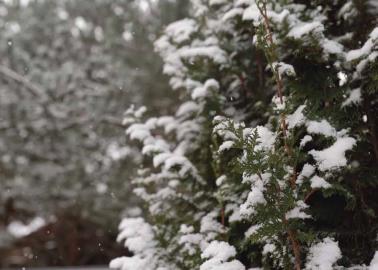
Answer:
111;0;378;269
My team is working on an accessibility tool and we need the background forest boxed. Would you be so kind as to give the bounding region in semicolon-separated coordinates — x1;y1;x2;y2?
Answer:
0;0;188;266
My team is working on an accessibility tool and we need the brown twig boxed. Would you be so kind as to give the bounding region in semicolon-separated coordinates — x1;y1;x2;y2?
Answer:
239;74;249;99
256;3;290;155
287;225;302;270
221;206;225;226
256;2;301;269
256;50;265;90
304;188;318;204
290;169;298;190
257;169;301;270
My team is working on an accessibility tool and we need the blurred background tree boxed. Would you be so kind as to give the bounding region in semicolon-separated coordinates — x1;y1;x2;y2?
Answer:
0;0;189;266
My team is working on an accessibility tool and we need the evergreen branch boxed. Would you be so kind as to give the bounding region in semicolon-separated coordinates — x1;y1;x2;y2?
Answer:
363;95;378;164
255;2;291;156
256;1;301;269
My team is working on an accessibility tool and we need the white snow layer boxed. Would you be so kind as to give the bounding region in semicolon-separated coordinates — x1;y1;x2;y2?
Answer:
176;101;200;117
287;105;306;129
223;8;244;21
209;0;228;6
255;126;276;150
272;62;296;78
370;251;378;270
300;135;313;148
165;19;198;44
244;224;262;238
309;137;356;171
110;218;158;270
310;175;331;189
322;39;344;55
200;241;245;270
288;21;324;39
116;217;156;253
286;200;311;220
240;182;266;217
306;120;337;138
7;217;46;238
305;238;342;270
337;71;348;86
346;27;378;61
342;88;361;107
297;163;316;185
180;46;228;64
192;79;220;100
219;141;235;152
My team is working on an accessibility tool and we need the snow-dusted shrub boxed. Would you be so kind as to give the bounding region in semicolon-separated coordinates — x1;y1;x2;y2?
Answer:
111;0;378;269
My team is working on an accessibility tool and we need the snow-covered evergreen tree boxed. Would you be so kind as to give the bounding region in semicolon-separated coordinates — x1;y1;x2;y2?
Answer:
111;0;378;269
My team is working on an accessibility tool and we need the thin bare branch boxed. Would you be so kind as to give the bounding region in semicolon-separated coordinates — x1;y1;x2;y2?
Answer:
0;64;48;101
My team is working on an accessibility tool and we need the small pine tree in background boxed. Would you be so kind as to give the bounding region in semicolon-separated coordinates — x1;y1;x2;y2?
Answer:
111;0;378;269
